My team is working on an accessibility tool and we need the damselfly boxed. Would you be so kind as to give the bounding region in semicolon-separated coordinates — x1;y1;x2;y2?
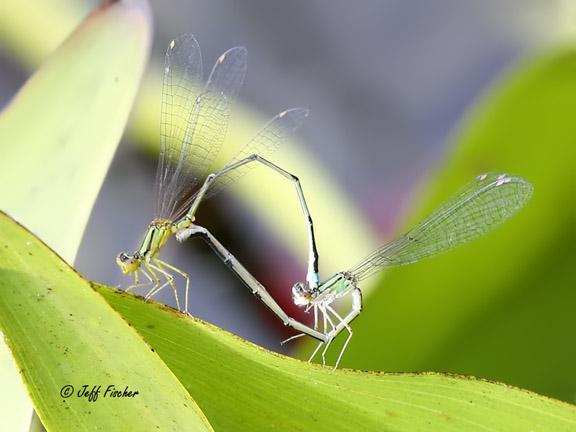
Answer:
183;173;532;367
116;34;317;313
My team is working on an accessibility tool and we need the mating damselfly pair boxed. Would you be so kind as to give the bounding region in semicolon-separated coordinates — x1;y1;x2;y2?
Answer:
117;34;533;368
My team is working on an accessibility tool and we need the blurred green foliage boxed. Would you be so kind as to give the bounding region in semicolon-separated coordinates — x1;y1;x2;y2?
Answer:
335;48;576;402
0;0;86;68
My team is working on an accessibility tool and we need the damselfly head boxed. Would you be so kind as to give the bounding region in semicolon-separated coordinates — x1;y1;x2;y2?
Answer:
116;252;140;274
292;282;313;306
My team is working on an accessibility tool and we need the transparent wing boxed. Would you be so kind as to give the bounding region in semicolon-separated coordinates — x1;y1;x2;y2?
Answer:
179;47;247;198
349;173;533;281
200;107;309;200
206;47;247;97
155;37;247;219
155;34;202;218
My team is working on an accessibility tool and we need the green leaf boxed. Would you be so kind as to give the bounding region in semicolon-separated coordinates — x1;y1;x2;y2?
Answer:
337;48;576;401
0;211;213;431
0;0;151;263
93;283;576;431
0;1;161;430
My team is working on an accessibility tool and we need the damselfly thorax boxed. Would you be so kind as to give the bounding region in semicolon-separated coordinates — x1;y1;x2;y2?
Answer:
117;219;180;266
138;219;176;257
292;272;358;307
120;214;196;263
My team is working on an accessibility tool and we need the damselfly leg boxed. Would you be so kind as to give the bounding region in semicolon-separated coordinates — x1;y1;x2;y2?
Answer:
143;260;181;312
126;268;154;293
156;259;191;315
326;305;354;370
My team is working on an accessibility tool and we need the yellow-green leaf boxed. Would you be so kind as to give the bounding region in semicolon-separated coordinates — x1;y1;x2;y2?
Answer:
0;1;153;429
94;282;576;431
0;211;213;431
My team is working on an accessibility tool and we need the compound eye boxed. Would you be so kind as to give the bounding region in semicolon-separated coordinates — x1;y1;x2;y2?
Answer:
292;282;304;295
118;253;132;263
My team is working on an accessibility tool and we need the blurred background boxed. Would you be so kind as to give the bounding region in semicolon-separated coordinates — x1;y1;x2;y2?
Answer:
1;0;575;402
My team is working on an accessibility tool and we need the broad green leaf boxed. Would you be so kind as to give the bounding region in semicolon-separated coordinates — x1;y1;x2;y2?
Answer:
0;211;213;431
0;1;153;429
339;48;576;401
93;284;576;431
